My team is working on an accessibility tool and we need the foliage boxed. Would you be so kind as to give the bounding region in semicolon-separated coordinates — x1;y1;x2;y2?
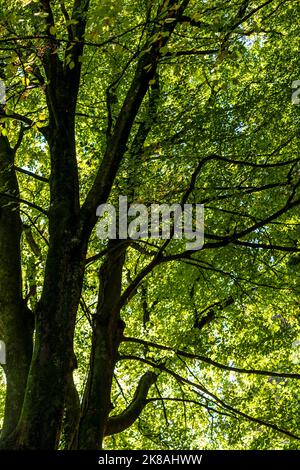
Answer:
0;0;299;450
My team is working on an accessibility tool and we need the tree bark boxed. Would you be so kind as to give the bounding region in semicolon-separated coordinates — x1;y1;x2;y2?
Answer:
12;114;86;448
105;371;157;437
0;135;33;440
77;240;126;449
3;0;91;445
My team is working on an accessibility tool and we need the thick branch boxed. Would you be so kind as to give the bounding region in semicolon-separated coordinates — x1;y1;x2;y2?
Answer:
105;371;157;436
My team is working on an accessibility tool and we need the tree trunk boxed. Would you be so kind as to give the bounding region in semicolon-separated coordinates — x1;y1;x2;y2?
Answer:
7;108;86;448
0;135;33;440
0;0;189;449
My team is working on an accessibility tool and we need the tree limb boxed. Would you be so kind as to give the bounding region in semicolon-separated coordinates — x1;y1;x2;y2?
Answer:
119;354;300;441
104;371;157;436
122;337;300;380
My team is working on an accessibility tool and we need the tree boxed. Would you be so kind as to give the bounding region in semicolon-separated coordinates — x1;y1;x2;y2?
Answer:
0;0;299;450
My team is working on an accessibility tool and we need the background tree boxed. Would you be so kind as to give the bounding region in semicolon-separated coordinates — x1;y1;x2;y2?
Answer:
0;0;299;450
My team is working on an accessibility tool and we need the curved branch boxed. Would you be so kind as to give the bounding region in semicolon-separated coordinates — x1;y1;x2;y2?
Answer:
104;371;157;436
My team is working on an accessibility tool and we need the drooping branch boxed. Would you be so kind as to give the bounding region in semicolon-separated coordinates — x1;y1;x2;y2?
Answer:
122;337;300;380
104;371;157;436
119;354;300;441
146;397;235;419
161;195;300;258
118;151;300;308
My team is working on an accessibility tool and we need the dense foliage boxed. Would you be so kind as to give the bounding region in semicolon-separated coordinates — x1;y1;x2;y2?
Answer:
0;0;299;450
